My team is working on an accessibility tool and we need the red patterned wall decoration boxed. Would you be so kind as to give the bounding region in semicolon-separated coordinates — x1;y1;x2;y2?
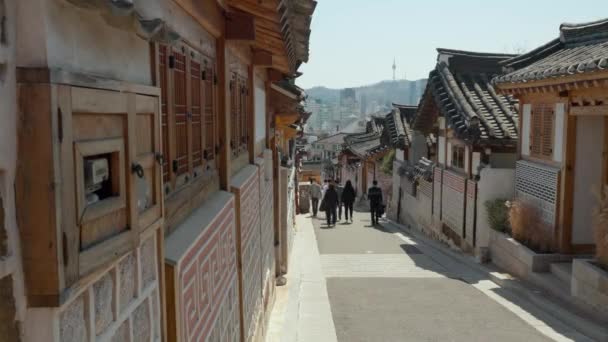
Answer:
165;192;240;342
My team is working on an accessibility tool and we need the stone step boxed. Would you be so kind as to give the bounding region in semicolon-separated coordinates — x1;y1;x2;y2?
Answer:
550;262;573;284
528;271;571;300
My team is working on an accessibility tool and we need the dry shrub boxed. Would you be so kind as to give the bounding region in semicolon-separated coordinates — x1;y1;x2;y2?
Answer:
592;186;608;267
509;200;554;253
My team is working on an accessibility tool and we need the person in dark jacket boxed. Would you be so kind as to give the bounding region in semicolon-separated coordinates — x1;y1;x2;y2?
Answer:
335;179;344;221
323;182;339;227
341;180;356;222
367;180;383;225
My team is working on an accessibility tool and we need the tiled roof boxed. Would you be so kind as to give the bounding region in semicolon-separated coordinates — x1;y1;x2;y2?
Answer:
343;122;387;158
384;108;414;149
314;132;348;145
415;49;519;145
495;18;608;85
398;157;435;182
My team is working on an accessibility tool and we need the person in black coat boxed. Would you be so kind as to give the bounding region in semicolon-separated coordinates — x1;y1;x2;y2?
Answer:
368;180;383;225
341;180;356;222
323;182;339;227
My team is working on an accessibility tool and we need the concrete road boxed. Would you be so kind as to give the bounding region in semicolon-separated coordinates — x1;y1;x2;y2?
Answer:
311;211;560;342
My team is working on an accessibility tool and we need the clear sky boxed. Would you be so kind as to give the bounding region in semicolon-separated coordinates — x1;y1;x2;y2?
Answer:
296;0;608;89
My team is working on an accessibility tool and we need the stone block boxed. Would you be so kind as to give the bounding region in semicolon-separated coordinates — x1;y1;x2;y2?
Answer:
151;289;160;340
572;259;608;318
0;276;20;341
119;253;136;313
132;300;151;342
93;273;114;335
140;237;156;291
111;319;130;342
59;296;87;342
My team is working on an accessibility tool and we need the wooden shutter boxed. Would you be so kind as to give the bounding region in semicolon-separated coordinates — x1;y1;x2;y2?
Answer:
173;48;188;175
230;74;238;154
530;105;543;156
530;103;554;159
203;62;215;161
190;57;203;168
240;78;248;149
541;107;554;157
159;45;170;182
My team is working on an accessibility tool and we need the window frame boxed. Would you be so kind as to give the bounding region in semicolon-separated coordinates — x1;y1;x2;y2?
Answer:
154;42;219;195
529;103;555;160
451;144;466;170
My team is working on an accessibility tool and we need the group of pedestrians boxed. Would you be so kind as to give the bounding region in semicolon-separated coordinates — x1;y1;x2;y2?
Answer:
309;178;383;227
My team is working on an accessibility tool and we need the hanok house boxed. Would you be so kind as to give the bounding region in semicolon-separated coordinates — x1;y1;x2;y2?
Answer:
493;18;608;319
340;117;391;202
412;49;519;252
7;1;315;342
493;18;608;255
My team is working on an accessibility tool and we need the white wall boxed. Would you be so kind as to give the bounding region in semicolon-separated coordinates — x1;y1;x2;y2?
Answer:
438;136;446;165
572;116;604;245
476;168;515;249
254;71;267;143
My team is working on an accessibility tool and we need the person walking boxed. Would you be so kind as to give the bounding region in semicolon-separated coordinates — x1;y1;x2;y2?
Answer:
367;180;383;225
341;180;356;223
335;179;344;221
323;181;339;227
310;179;322;217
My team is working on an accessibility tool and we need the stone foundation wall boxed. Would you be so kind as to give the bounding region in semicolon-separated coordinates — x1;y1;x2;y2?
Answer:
22;231;162;342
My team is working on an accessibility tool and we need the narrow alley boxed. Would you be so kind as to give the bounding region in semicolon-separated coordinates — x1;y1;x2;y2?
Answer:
267;211;605;342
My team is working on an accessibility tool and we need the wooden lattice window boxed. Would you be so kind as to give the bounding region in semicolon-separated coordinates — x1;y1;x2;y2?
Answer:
155;43;218;194
191;59;203;168
530;103;554;159
172;48;188;175
203;62;216;161
159;45;170;183
240;78;249;150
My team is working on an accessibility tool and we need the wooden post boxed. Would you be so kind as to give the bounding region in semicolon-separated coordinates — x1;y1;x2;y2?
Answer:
217;37;230;190
248;65;255;163
559;101;576;254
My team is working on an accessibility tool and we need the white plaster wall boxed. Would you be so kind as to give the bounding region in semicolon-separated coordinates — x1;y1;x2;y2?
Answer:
476;168;515;249
410;131;428;163
0;0;28;335
438;136;446;165
553;103;565;163
17;0;152;85
395;149;404;161
254;71;267;143
572;116;603;245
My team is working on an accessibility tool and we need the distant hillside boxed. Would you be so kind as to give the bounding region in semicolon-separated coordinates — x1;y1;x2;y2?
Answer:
305;79;427;109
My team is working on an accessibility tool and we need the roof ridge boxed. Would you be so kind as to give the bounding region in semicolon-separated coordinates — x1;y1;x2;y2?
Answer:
436;48;518;59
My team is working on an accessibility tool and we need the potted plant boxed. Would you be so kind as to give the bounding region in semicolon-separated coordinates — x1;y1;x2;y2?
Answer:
488;199;562;278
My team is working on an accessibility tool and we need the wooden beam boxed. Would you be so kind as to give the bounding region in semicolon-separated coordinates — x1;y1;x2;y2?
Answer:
570;104;608;116
253;49;273;67
267;68;285;82
226;10;256;41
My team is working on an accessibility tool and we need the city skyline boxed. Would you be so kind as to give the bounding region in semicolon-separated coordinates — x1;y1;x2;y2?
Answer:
296;0;608;89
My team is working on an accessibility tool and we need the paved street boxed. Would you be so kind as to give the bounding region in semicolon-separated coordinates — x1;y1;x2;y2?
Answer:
268;210;595;342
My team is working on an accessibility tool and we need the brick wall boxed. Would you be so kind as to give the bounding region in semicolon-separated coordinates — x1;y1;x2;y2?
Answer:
256;153;275;336
164;193;240;342
231;166;263;342
433;167;442;222
442;170;466;238
465;180;477;248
